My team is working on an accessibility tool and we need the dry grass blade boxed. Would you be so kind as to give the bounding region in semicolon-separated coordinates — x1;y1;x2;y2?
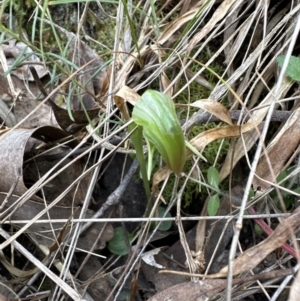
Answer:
211;4;300;101
219;78;292;181
158;3;204;46
0;228;85;301
288;268;300;301
253;107;300;191
187;0;240;54
219;125;262;182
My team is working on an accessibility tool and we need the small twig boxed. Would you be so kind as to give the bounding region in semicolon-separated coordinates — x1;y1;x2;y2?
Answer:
79;158;139;234
181;110;292;129
175;175;199;279
159;267;295;283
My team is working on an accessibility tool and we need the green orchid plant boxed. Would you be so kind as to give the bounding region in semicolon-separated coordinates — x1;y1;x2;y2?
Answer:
132;90;186;176
132;90;206;179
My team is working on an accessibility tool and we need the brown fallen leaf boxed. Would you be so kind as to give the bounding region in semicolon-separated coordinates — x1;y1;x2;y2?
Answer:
189;99;233;125
2;40;49;81
114;85;141;120
30;66;100;134
0;126;113;252
151;268;293;301
14;98;59;128
161;206;300;279
0;126;74;198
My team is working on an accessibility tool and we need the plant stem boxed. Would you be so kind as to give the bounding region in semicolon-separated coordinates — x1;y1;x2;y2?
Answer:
247;206;299;259
129;123;152;215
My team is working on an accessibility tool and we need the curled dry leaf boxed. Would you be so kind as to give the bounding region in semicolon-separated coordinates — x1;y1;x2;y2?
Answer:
66;40;106;110
191;125;237;153
0;126;72;196
219;124;263;182
0;126;113;252
114;85;141;120
189;99;233;125
219;78;293;181
152;167;171;197
2;41;49;81
115;85;141;106
0;281;20;301
29;65;101;134
188;122;254;154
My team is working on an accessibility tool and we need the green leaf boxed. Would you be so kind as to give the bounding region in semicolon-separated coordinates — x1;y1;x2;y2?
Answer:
108;227;134;256
158;206;172;231
207;166;220;191
270;170;288;199
254;224;263;235
293;187;300;194
248;188;255;199
132;90;186;174
129;123;151;199
207;194;220;216
276;170;288;184
277;55;300;81
185;140;207;162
